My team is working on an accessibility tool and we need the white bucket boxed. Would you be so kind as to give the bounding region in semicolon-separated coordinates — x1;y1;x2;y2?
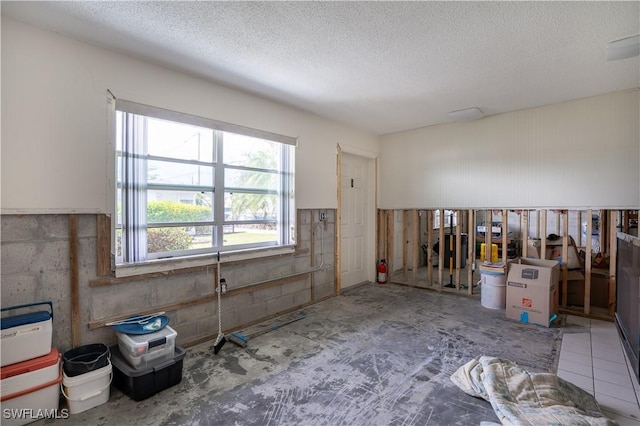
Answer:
61;361;112;415
479;269;506;309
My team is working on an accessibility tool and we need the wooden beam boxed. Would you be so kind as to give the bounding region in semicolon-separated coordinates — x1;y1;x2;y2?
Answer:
502;209;508;263
402;210;409;281
522;210;529;259
561;211;569;309
310;210;317;300
623;210;630;234
485;210;491;262
608;210;617;316
600;210;607;255
427;210;434;287
541;210;547;259
387;210;394;281
69;215;81;347
96;214;111;277
378;209;385;262
584;209;592;314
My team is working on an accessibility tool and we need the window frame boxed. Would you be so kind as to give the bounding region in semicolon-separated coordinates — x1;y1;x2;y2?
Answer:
114;99;297;266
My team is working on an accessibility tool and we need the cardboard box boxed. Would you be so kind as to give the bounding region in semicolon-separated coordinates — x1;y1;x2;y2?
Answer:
506;258;560;327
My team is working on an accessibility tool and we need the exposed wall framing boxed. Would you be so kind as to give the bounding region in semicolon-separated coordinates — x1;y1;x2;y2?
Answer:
377;208;625;320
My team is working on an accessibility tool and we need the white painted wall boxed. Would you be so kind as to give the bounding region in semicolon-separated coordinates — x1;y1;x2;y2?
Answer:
380;90;640;210
1;17;378;214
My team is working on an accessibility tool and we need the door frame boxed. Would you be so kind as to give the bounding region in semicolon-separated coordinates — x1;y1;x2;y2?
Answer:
336;144;378;294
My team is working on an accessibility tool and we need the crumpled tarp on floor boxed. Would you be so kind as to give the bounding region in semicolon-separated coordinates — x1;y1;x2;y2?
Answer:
451;356;617;426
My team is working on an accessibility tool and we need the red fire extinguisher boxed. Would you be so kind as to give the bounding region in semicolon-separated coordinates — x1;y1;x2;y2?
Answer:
377;259;387;284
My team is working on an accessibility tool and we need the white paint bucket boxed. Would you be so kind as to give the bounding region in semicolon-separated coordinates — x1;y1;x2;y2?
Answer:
479;267;506;309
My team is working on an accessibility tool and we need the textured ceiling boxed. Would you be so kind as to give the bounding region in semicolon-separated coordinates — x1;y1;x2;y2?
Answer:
2;1;639;135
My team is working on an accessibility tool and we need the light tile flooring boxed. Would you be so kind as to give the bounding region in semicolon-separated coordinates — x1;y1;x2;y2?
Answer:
559;315;640;425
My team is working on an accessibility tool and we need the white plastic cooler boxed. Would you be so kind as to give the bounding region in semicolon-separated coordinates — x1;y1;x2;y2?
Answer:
1;302;53;367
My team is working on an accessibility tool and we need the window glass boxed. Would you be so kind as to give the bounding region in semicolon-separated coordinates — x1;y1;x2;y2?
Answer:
115;103;294;264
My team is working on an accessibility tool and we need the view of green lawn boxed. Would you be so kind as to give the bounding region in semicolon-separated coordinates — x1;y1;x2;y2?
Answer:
191;230;276;248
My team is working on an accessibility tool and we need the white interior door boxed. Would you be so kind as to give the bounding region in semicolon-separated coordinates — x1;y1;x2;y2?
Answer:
341;152;370;288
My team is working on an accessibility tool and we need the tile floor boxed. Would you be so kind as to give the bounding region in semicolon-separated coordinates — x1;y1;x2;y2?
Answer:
559;315;640;425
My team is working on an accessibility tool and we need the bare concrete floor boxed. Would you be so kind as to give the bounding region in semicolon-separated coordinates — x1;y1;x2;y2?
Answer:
38;282;563;426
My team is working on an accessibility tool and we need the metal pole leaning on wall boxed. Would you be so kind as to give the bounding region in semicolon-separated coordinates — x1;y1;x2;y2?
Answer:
412;210;419;285
438;209;445;291
455;210;461;290
467;209;474;295
69;215;81;348
561;211;569;309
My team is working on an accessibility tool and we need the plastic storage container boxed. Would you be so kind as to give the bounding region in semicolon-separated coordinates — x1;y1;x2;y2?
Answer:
1;302;53;367
116;325;177;369
110;344;185;401
1;347;62;426
62;361;112;415
63;344;110;377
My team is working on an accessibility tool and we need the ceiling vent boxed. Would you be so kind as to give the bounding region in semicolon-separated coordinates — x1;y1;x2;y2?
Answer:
448;107;484;122
606;34;640;61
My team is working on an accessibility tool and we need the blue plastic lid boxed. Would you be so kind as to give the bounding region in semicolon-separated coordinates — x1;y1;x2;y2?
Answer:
1;310;52;330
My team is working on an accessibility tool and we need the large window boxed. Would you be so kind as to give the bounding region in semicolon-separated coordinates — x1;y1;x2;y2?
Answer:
115;100;295;264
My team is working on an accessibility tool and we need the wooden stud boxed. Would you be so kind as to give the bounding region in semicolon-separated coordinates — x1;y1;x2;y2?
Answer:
502;209;508;263
584;209;592;314
599;210;607;255
484;210;491;262
69;215;81;347
623;210;630;234
310;210;317;300
412;210;419;285
378;209;385;262
522;210;529;259
561;211;569;310
608;210;617;316
96;214;112;276
427;210;434;287
541;210;547;259
387;210;394;282
402;210;409;281
555;211;561;235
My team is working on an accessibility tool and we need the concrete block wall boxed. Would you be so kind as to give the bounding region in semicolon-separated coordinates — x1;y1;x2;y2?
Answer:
1;209;335;353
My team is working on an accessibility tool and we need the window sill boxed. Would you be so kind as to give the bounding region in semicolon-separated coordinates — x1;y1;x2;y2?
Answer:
114;245;296;278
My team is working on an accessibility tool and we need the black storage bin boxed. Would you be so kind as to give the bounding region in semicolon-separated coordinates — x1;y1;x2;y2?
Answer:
63;343;110;377
110;344;185;401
